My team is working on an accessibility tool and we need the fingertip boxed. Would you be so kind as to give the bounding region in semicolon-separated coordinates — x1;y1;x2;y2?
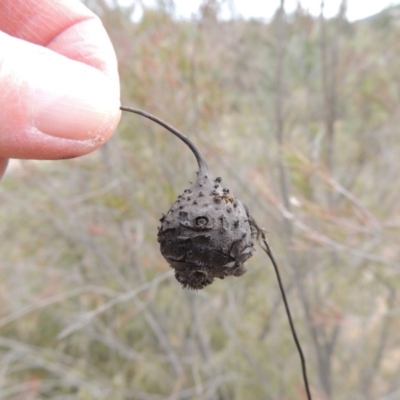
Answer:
0;33;121;159
32;56;121;141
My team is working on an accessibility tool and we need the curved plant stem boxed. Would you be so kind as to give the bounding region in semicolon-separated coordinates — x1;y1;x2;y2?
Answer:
120;105;312;399
251;217;312;400
120;106;210;176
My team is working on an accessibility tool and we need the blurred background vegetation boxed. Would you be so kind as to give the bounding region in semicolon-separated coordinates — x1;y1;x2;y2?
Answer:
2;0;400;399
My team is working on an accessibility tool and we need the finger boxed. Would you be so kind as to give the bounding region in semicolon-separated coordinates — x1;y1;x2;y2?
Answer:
0;31;120;160
0;0;121;160
0;0;119;83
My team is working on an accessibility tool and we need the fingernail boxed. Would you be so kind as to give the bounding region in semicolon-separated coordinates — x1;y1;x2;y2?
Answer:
32;54;119;140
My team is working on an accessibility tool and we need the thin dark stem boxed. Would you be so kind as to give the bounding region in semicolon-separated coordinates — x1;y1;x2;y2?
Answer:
120;106;210;176
250;218;312;400
121;105;311;397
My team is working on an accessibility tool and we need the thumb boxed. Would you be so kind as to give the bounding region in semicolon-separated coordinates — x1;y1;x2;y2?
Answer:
0;31;120;160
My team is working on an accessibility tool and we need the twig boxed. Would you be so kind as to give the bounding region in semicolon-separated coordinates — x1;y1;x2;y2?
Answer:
250;217;312;400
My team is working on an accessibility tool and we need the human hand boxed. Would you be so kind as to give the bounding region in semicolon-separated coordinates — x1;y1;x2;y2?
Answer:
0;0;121;179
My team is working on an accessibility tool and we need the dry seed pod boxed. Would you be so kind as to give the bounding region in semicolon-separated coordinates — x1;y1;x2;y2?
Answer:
120;106;312;399
120;107;255;290
159;173;255;290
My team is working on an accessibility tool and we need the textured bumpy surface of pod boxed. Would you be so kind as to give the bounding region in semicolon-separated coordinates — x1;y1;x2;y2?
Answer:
157;173;255;290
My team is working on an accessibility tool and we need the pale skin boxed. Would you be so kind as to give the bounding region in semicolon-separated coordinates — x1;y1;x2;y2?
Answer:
0;0;121;179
